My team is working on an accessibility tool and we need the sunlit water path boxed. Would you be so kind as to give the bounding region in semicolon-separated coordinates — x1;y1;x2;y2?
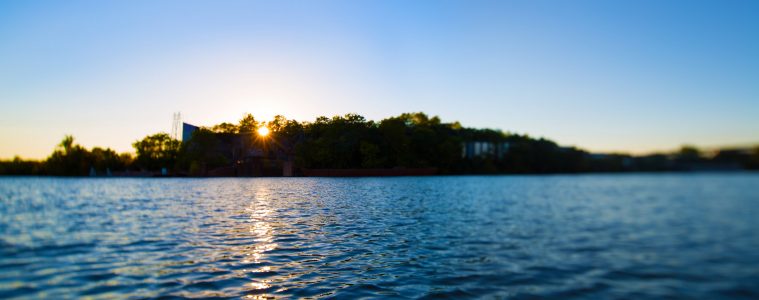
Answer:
1;174;758;299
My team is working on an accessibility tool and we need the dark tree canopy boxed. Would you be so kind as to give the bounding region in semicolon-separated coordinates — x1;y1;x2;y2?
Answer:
2;112;758;176
132;133;180;171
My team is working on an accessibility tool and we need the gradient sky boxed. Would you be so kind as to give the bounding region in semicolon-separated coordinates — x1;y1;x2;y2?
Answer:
1;0;758;159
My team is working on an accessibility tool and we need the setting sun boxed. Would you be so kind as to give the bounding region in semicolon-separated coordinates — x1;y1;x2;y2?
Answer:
257;126;270;137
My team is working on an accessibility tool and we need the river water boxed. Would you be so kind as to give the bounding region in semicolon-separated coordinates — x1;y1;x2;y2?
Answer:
1;174;758;299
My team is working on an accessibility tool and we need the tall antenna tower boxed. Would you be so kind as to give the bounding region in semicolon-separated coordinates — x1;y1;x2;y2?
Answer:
171;112;181;141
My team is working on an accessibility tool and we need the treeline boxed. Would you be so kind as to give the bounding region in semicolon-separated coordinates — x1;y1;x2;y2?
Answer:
0;136;133;176
0;135;154;176
1;112;758;176
294;113;589;173
288;113;759;173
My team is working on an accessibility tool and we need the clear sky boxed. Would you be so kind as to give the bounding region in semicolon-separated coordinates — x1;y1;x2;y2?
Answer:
1;0;758;159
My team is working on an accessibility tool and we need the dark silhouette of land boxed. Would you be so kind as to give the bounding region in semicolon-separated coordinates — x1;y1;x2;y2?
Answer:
1;112;757;176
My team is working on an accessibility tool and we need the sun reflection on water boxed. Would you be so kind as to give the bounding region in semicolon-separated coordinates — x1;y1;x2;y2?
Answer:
249;280;271;290
243;295;273;300
252;266;272;273
243;187;279;297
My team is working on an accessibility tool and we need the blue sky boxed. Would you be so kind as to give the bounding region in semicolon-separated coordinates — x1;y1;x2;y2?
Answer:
1;0;758;158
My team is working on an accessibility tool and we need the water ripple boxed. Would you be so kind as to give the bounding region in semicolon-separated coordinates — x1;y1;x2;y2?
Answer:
1;175;758;299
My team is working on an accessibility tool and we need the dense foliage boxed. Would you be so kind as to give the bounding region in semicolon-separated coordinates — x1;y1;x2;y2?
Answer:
2;113;758;176
132;133;179;172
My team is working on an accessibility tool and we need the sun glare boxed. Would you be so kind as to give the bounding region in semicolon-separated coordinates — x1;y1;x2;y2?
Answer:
257;126;270;137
